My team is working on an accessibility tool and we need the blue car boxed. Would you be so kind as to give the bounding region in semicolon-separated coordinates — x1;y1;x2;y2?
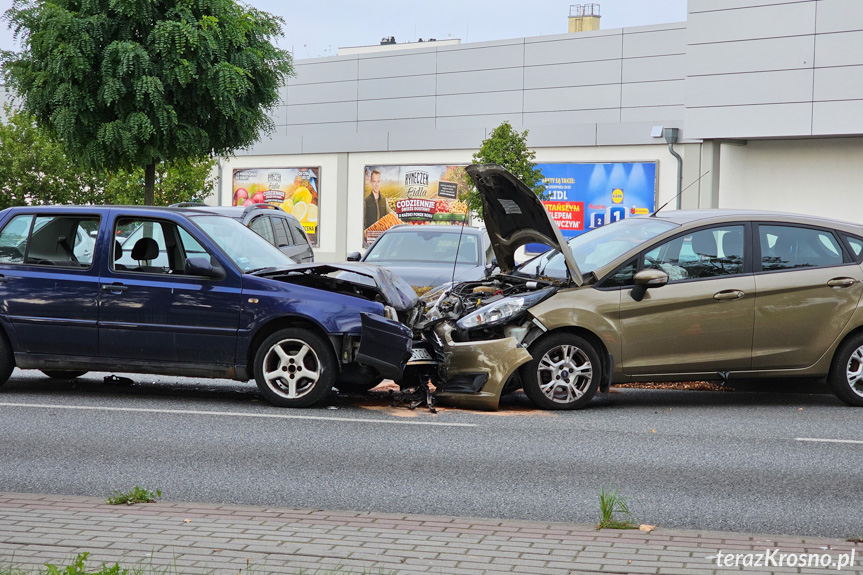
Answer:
0;206;417;407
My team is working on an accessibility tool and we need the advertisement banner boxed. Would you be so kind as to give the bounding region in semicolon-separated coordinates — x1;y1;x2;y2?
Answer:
232;168;320;246
363;165;469;246
533;162;657;248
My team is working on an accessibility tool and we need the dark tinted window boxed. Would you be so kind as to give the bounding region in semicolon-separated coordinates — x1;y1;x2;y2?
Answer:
249;216;275;244
20;215;100;268
272;217;292;247
643;225;744;282
845;236;863;259
288;219;310;247
760;225;843;271
600;259;637;288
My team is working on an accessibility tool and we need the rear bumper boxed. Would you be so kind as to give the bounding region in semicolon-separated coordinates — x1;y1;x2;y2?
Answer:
355;313;412;380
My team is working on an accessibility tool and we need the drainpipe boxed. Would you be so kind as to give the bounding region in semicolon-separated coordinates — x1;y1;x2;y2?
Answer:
664;128;682;209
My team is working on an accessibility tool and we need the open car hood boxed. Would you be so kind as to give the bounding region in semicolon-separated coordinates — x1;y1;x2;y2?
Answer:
254;262;419;311
467;164;582;285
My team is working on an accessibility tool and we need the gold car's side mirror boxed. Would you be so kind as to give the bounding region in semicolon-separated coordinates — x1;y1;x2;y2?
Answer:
631;269;669;301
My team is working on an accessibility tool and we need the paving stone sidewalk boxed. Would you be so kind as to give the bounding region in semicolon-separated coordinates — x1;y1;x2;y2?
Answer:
0;492;860;575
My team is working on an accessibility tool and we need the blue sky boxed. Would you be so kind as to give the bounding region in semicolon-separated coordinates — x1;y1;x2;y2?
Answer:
1;1;688;57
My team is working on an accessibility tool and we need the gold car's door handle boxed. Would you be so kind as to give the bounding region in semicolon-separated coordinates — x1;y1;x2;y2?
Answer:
827;277;857;287
714;290;745;301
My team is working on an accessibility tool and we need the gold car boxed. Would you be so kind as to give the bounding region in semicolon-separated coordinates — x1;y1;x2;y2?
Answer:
416;165;863;410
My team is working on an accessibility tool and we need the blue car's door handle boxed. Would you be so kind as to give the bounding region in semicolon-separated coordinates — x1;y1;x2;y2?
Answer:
0;275;7;283
101;283;128;292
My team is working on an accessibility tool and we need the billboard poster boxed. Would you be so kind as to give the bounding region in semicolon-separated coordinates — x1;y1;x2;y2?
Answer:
232;167;320;246
363;165;469;246
530;162;658;250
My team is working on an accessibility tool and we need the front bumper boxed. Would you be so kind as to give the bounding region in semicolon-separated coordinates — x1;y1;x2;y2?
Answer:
432;323;532;411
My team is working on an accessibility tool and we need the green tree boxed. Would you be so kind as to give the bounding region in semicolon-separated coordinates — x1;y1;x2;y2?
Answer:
2;0;293;205
0;104;215;208
461;121;546;217
0;104;104;208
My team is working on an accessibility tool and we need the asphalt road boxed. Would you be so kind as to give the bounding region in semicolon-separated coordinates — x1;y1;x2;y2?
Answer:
0;368;861;539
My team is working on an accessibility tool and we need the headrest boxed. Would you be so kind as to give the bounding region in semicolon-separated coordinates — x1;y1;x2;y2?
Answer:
114;240;123;261
131;237;159;260
721;231;743;258
691;231;717;257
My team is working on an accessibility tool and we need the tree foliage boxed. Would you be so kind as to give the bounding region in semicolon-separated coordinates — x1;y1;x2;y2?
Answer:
0;104;215;209
1;0;293;204
461;121;546;217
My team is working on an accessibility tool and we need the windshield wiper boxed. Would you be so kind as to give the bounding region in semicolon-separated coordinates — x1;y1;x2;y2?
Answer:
247;266;281;275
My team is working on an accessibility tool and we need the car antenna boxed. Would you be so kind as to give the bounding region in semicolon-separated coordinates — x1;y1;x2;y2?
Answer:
451;208;469;286
650;171;710;217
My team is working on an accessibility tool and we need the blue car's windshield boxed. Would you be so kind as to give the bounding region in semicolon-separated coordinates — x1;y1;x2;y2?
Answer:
191;215;293;272
519;218;678;279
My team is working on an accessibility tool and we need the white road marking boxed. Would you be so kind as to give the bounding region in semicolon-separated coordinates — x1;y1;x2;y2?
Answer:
795;437;863;445
0;402;476;427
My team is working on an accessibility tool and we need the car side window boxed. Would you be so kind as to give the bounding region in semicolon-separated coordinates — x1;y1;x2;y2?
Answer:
115;218;208;274
249;216;275;245
272;218;292;247
599;259;638;288
759;225;844;271
844;236;863;259
14;215;101;269
288;219;308;246
643;225;744;282
0;215;34;263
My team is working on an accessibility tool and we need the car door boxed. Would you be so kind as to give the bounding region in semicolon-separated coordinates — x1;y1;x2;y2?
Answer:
751;223;863;370
0;212;103;358
98;214;242;366
619;224;755;375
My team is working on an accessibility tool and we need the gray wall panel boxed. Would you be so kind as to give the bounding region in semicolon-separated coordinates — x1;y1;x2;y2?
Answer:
685;103;813;138
287;81;358;105
815;0;863;34
358;96;435;121
523;84;621;113
524;109;620;126
436;68;523;96
290;59;358;85
285;102;357;125
597;120;681;145
357;52;437;79
524;60;621;89
812;100;863;134
623;80;686;108
286;122;357;135
436;91;523;117
244;134;303;156
524;33;623;66
525;123;598;147
436;43;524;73
269;105;288;126
434;113;523;131
687;36;815;76
621;105;684;123
357;118;436;134
687;69;814;107
622;55;685;83
623;27;686;58
815;31;863;68
689;0;812;12
687;2;816;44
302;131;388;154
814;66;863;101
357;75;436;100
388;127;486;151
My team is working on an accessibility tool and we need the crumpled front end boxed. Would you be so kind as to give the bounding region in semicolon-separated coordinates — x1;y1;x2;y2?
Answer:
430;322;531;411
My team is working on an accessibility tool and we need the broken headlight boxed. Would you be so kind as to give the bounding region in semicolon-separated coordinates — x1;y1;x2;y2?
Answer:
455;287;555;331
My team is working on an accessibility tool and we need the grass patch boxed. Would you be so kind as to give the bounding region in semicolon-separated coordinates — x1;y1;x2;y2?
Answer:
106;486;162;505
597;486;638;529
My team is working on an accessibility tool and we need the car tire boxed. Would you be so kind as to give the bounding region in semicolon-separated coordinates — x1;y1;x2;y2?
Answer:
520;333;601;410
827;333;863;406
41;370;88;380
254;328;336;408
0;332;14;386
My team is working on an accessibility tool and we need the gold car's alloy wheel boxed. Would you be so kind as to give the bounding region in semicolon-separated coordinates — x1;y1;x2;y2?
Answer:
537;344;593;404
845;345;863;398
262;338;321;400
